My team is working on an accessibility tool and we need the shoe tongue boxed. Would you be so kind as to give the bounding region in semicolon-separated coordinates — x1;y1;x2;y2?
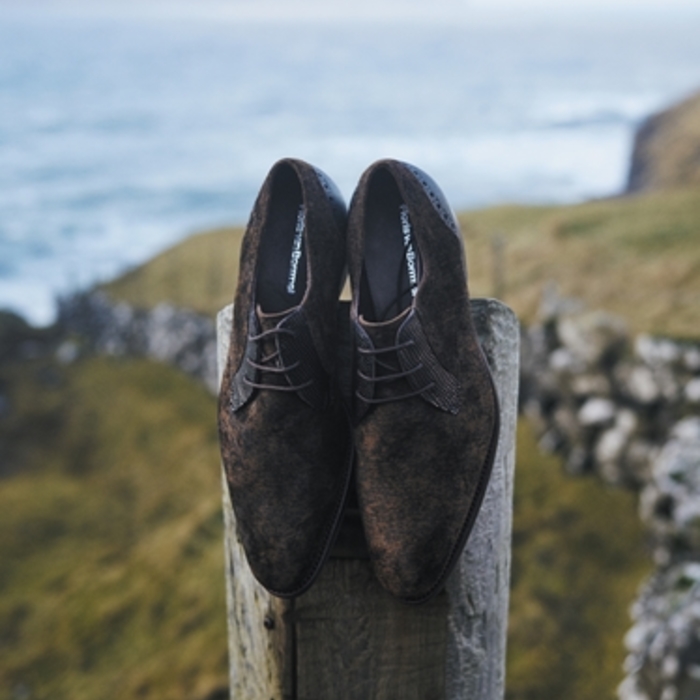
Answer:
358;306;410;349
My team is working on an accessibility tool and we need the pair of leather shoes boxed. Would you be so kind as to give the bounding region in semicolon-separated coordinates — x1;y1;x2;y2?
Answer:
218;158;499;604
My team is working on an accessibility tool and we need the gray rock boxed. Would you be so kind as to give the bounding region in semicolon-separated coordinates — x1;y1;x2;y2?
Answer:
672;417;700;443
619;562;700;700
139;303;216;389
578;397;616;427
635;335;682;367
626;365;662;404
549;347;586;374
595;410;642;485
596;409;638;464
683;347;700;373
557;310;628;366
684;378;700;404
639;418;700;558
55;340;80;365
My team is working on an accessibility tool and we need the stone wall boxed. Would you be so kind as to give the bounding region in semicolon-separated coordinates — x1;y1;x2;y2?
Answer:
520;290;700;700
56;291;219;393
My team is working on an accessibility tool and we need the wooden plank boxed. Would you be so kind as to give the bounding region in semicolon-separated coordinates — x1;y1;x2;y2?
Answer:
217;310;293;700
445;299;519;700
295;559;447;700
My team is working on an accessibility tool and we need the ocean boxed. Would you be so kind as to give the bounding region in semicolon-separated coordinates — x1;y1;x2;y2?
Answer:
1;10;700;324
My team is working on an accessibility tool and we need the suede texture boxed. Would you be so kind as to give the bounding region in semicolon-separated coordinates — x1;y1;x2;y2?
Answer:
348;159;500;604
218;158;351;598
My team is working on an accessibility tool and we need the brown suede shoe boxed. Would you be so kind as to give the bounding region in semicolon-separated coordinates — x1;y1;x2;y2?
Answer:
348;159;500;604
218;158;352;598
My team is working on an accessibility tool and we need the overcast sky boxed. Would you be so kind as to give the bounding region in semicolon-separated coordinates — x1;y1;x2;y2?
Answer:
5;0;700;23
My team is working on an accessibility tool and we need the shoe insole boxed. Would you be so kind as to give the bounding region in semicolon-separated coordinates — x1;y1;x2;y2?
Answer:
256;166;308;314
360;169;422;322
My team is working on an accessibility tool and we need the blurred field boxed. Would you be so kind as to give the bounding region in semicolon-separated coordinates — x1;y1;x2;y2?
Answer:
6;189;686;698
507;422;650;700
104;188;700;339
0;358;228;700
104;226;246;321
461;188;700;339
0;355;650;700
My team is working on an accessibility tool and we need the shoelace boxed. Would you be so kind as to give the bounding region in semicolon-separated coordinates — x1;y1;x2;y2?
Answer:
355;339;435;404
244;326;314;393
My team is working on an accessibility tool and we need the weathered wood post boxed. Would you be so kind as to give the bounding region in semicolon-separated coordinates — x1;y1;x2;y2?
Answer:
217;298;519;700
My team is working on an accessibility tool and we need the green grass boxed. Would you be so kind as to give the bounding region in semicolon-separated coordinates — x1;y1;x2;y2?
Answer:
459;187;700;339
0;357;228;700
103;226;245;321
506;422;651;700
103;187;700;339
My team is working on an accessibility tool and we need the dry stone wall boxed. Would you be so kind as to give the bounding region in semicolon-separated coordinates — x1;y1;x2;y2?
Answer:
520;291;700;700
56;291;219;393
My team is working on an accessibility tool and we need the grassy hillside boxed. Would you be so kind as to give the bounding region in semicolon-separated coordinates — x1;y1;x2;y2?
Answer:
461;187;700;339
104;226;245;322
0;357;228;700
104;187;700;339
8;186;687;698
0;353;650;700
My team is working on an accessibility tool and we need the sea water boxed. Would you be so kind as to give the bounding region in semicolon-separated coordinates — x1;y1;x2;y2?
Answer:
1;11;700;324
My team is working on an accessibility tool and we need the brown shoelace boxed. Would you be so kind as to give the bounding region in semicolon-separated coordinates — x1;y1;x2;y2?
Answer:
244;326;314;393
355;339;434;405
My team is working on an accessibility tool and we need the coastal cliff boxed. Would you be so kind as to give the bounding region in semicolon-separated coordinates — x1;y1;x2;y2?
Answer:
627;91;700;193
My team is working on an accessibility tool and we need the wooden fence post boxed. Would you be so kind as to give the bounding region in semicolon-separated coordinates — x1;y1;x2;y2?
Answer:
217;298;519;700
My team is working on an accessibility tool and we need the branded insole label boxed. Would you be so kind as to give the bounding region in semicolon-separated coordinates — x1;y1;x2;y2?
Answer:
399;204;419;298
286;204;306;296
